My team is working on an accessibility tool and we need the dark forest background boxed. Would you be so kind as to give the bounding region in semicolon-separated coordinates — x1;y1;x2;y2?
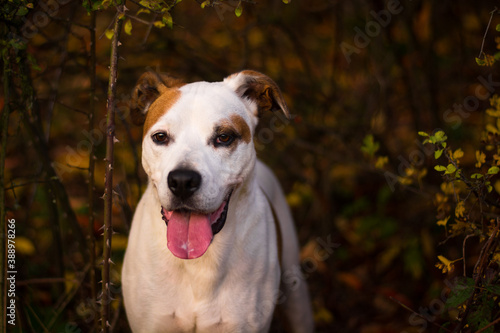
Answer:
3;0;500;332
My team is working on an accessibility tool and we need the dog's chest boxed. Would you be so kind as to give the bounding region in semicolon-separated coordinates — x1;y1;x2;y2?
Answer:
143;269;275;332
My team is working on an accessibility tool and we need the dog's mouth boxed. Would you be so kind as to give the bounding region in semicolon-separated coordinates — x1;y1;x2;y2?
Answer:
161;192;231;259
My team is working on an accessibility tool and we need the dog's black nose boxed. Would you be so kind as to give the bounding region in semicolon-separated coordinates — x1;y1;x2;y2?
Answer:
167;169;202;200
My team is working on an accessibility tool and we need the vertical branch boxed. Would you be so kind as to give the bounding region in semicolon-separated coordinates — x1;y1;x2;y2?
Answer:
101;6;125;333
88;10;98;332
0;46;12;333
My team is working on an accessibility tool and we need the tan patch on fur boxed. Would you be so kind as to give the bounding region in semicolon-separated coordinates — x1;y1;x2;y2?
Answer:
143;88;181;137
230;114;251;144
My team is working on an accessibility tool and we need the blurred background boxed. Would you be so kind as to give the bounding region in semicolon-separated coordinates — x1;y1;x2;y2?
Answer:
3;0;500;332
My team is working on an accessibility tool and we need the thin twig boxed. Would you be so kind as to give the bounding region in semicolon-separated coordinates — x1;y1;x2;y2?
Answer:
462;234;475;277
478;7;498;58
66;163;89;171
0;40;12;333
4;180;49;191
17;52;89;261
474;316;500;333
55;100;88;115
43;4;77;142
47;264;91;330
88;9;99;332
101;4;125;332
453;220;500;332
390;297;453;332
16;277;79;286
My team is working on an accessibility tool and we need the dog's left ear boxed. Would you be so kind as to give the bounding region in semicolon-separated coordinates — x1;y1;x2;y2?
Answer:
130;72;184;125
224;70;290;119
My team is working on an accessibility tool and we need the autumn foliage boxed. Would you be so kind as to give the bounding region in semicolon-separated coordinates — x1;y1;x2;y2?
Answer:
3;0;500;332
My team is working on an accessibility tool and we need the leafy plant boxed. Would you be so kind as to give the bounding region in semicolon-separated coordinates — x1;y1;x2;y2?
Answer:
420;100;500;330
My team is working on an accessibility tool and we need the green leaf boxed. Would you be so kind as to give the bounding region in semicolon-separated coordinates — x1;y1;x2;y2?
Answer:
434;149;443;159
235;2;243;17
471;173;483;179
434;165;447;172
283;0;291;3
91;1;103;10
446;278;475;309
434;130;447;142
16;6;29;16
496;23;500;32
361;134;379;157
488;166;499;175
476;57;487;66
124;19;132;35
445;164;457;175
418;131;429;137
486;284;500;295
163;12;173;29
200;0;210;8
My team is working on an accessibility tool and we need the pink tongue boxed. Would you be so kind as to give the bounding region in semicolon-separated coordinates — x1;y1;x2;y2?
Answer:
166;210;213;259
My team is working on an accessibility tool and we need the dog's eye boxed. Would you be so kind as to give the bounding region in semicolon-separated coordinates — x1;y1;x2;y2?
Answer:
152;132;169;144
215;134;235;147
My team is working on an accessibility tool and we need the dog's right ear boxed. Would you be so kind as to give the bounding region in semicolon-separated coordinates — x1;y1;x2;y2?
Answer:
130;72;184;126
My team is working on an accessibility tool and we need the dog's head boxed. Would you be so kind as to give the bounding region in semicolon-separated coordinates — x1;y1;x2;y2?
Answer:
130;70;289;259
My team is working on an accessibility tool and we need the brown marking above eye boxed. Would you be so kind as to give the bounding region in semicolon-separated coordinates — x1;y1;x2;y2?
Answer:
143;88;182;138
211;114;251;150
229;114;251;144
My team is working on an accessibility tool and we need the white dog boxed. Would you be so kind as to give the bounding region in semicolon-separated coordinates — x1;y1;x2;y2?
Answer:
122;70;314;333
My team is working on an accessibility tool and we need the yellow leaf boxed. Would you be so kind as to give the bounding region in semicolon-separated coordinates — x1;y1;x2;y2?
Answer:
375;156;388;169
475;150;486;168
124;19;132;35
436;255;456;274
494;154;500;165
15;236;36;255
105;29;114;40
314;305;333;324
455;201;465;218
453;148;464;160
440;182;456;196
437;216;450;227
137;8;151;15
235;2;243;17
65;271;76;294
486;108;500;117
398;176;413;185
153;20;165;28
486;124;499;134
495;180;500;195
286;192;302;207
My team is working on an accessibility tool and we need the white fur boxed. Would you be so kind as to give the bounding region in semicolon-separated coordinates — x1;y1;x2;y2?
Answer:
122;73;314;333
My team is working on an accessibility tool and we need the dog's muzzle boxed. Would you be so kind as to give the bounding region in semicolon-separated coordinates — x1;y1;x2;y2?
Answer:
162;168;232;259
167;169;202;201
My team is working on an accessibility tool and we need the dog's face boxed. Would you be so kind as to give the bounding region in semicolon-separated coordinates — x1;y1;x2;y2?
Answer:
131;71;289;259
